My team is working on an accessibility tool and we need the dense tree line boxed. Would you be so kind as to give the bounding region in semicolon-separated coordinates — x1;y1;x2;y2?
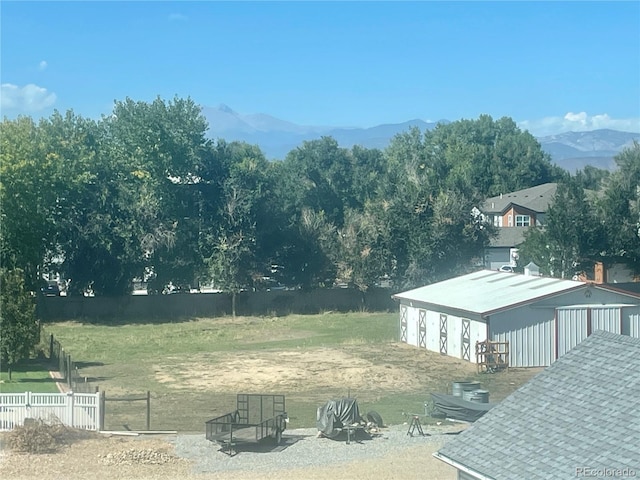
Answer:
2;97;637;303
518;141;640;278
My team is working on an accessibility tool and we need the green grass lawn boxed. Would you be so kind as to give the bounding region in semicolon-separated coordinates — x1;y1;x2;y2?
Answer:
42;312;540;432
0;359;62;394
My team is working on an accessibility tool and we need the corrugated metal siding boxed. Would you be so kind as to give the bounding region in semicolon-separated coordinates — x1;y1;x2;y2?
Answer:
591;307;621;334
556;308;588;358
623;306;640;337
490;307;555;367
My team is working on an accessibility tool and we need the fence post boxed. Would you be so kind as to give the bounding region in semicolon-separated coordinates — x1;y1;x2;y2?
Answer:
67;354;72;389
146;391;150;431
99;391;106;431
66;391;75;428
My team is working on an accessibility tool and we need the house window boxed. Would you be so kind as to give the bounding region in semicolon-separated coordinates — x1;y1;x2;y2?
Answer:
515;215;531;227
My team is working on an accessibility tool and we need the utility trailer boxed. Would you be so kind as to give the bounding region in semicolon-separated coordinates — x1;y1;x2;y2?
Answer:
205;394;287;455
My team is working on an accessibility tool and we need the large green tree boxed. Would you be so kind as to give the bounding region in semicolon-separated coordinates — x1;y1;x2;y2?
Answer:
0;117;57;289
424;115;566;198
204;141;271;314
36;110;140;295
104;96;212;293
0;268;39;366
596;142;640;274
378;127;495;287
518;179;605;278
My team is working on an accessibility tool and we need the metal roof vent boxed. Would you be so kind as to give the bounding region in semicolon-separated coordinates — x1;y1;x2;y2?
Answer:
525;262;540;277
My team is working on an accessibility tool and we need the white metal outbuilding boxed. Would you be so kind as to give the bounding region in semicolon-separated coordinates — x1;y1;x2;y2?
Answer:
392;270;640;367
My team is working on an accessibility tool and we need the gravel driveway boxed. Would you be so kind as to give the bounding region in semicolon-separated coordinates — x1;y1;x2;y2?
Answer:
172;423;463;479
1;424;463;479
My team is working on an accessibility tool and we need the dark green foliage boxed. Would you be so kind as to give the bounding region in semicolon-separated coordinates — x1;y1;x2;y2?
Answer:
573;165;610;191
3;99;634;297
0;268;39;365
519;143;640;278
597;142;640;274
518;179;605;278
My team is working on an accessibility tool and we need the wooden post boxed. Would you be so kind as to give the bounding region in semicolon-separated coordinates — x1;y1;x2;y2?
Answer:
100;390;106;431
146;390;151;431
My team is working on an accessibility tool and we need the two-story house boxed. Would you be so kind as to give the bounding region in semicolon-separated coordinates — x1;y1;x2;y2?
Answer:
480;183;558;270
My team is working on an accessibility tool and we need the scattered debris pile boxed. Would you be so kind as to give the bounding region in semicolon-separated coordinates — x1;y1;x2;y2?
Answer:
7;418;97;454
316;398;384;440
99;448;181;466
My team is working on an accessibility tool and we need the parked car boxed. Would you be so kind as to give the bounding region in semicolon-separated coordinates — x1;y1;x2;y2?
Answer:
41;282;61;296
499;265;515;273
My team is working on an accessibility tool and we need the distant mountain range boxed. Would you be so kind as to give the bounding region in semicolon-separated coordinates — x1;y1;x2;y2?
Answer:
536;129;639;171
202;104;639;171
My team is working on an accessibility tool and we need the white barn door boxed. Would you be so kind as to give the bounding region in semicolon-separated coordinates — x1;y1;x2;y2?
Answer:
439;314;447;355
418;309;427;348
461;319;471;361
400;305;408;343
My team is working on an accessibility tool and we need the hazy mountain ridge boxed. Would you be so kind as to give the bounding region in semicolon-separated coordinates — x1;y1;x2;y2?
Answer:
201;104;639;170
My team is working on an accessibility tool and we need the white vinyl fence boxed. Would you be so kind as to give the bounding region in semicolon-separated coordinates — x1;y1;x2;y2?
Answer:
0;391;102;431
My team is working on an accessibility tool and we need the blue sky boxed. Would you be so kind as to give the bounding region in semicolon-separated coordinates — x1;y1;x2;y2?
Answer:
2;1;639;135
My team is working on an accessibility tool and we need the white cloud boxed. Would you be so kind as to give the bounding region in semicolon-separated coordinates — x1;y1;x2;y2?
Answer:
0;83;57;112
519;112;640;137
38;60;48;71
168;13;187;21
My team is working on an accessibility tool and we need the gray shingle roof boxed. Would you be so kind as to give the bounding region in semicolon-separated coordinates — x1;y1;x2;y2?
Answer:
488;226;531;247
435;331;640;480
481;183;558;214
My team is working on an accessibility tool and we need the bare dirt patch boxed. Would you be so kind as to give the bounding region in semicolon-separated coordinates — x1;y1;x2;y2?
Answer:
154;343;478;394
0;435;191;480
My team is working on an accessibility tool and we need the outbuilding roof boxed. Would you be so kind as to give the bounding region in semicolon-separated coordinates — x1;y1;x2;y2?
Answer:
392;269;639;316
434;331;640;480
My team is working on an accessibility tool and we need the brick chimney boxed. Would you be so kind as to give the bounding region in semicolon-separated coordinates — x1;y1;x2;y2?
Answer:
594;261;606;284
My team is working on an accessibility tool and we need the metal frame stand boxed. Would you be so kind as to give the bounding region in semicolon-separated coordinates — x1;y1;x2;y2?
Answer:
407;416;426;437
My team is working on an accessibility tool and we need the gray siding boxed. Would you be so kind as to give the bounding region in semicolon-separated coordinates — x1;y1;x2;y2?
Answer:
623;306;640;337
591;306;622;333
556;307;588;358
489;305;555;367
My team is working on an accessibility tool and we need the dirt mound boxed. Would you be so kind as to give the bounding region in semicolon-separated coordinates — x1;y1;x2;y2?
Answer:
7;418;99;453
99;447;182;465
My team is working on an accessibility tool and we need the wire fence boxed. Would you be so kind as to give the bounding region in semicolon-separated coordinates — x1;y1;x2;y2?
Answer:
48;334;96;394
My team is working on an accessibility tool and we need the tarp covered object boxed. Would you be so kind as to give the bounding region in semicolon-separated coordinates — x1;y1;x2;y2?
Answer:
430;393;495;423
316;398;362;438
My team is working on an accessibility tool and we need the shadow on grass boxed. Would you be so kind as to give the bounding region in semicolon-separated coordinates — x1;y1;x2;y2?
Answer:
12;377;63;384
74;316;203;327
72;361;106;369
1;358;52;373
